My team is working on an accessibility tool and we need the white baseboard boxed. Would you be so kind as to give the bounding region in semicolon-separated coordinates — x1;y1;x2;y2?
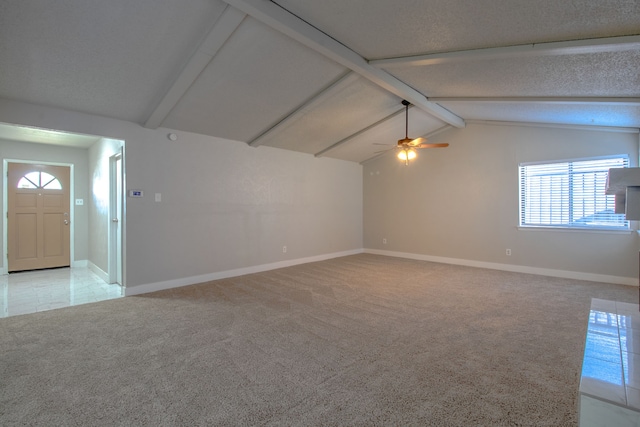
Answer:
125;249;364;296
364;249;638;287
88;261;109;283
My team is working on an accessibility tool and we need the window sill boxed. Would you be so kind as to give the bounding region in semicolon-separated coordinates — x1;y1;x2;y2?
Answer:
517;226;634;234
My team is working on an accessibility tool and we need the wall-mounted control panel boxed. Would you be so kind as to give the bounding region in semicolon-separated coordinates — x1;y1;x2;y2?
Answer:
128;189;144;198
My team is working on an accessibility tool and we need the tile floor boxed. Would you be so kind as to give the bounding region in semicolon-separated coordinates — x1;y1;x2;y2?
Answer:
0;267;123;318
579;298;640;425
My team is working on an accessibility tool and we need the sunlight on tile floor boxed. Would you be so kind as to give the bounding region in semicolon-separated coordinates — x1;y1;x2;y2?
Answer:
579;299;640;425
0;267;123;318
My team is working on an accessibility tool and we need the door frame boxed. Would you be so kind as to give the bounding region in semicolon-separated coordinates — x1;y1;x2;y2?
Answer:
2;159;75;275
108;150;123;285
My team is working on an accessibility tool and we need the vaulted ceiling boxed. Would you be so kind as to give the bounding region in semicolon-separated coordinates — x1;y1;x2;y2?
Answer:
0;0;638;163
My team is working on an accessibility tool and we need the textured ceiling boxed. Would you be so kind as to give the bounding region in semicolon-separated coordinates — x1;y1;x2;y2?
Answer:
383;50;640;98
161;16;346;142
0;0;226;123
271;0;640;59
258;77;402;155
0;0;638;163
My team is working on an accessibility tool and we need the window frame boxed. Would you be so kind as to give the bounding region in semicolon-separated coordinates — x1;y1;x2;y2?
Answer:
17;171;63;190
518;155;630;232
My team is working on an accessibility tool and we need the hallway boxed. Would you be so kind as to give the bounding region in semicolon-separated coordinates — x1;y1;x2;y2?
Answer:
0;267;122;318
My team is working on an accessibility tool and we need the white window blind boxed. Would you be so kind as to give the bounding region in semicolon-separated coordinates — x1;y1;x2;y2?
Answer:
519;156;629;230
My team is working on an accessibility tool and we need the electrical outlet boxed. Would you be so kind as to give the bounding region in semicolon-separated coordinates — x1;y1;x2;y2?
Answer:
283;246;287;253
383;238;387;244
506;248;511;256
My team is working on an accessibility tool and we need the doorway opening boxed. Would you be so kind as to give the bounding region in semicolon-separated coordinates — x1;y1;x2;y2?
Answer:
1;123;125;317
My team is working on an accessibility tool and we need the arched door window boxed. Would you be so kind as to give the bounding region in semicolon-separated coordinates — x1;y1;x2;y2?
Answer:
17;171;62;190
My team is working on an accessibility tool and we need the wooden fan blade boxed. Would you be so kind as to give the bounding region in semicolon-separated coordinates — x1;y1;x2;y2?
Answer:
408;137;426;146
416;143;449;149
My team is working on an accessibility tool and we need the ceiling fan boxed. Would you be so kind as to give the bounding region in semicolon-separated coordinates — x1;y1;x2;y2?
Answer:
376;100;449;165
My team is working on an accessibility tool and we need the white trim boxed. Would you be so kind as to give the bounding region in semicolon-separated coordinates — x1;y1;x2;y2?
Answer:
430;97;640;106
364;249;638;287
88;260;109;283
519;153;629;167
517;226;633;234
124;249;364;296
316;105;406;157
251;72;360;148
108;150;123;285
223;0;464;128
466;119;640;134
144;5;246;129
370;35;640;68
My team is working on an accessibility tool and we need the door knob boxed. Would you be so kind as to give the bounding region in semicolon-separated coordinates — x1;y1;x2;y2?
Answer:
64;220;69;225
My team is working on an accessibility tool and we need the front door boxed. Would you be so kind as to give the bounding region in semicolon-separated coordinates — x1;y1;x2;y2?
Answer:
7;163;71;272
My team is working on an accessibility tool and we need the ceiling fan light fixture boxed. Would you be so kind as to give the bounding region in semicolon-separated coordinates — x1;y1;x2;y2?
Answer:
371;99;447;164
397;148;416;165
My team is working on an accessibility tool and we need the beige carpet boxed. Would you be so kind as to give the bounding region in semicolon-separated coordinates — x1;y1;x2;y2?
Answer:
1;254;637;426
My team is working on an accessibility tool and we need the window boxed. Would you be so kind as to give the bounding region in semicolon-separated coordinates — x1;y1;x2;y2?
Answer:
17;171;62;190
519;156;629;230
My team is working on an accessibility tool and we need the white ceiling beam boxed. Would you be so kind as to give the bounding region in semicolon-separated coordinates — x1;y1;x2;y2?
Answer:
466;119;640;134
370;35;640;68
222;0;465;128
314;105;406;157
430;97;640;105
249;71;360;147
144;6;246;129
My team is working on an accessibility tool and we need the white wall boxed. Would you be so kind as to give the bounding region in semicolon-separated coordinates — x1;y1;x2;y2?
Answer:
0;99;363;292
364;121;640;283
125;127;362;291
88;137;123;276
0;138;90;270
